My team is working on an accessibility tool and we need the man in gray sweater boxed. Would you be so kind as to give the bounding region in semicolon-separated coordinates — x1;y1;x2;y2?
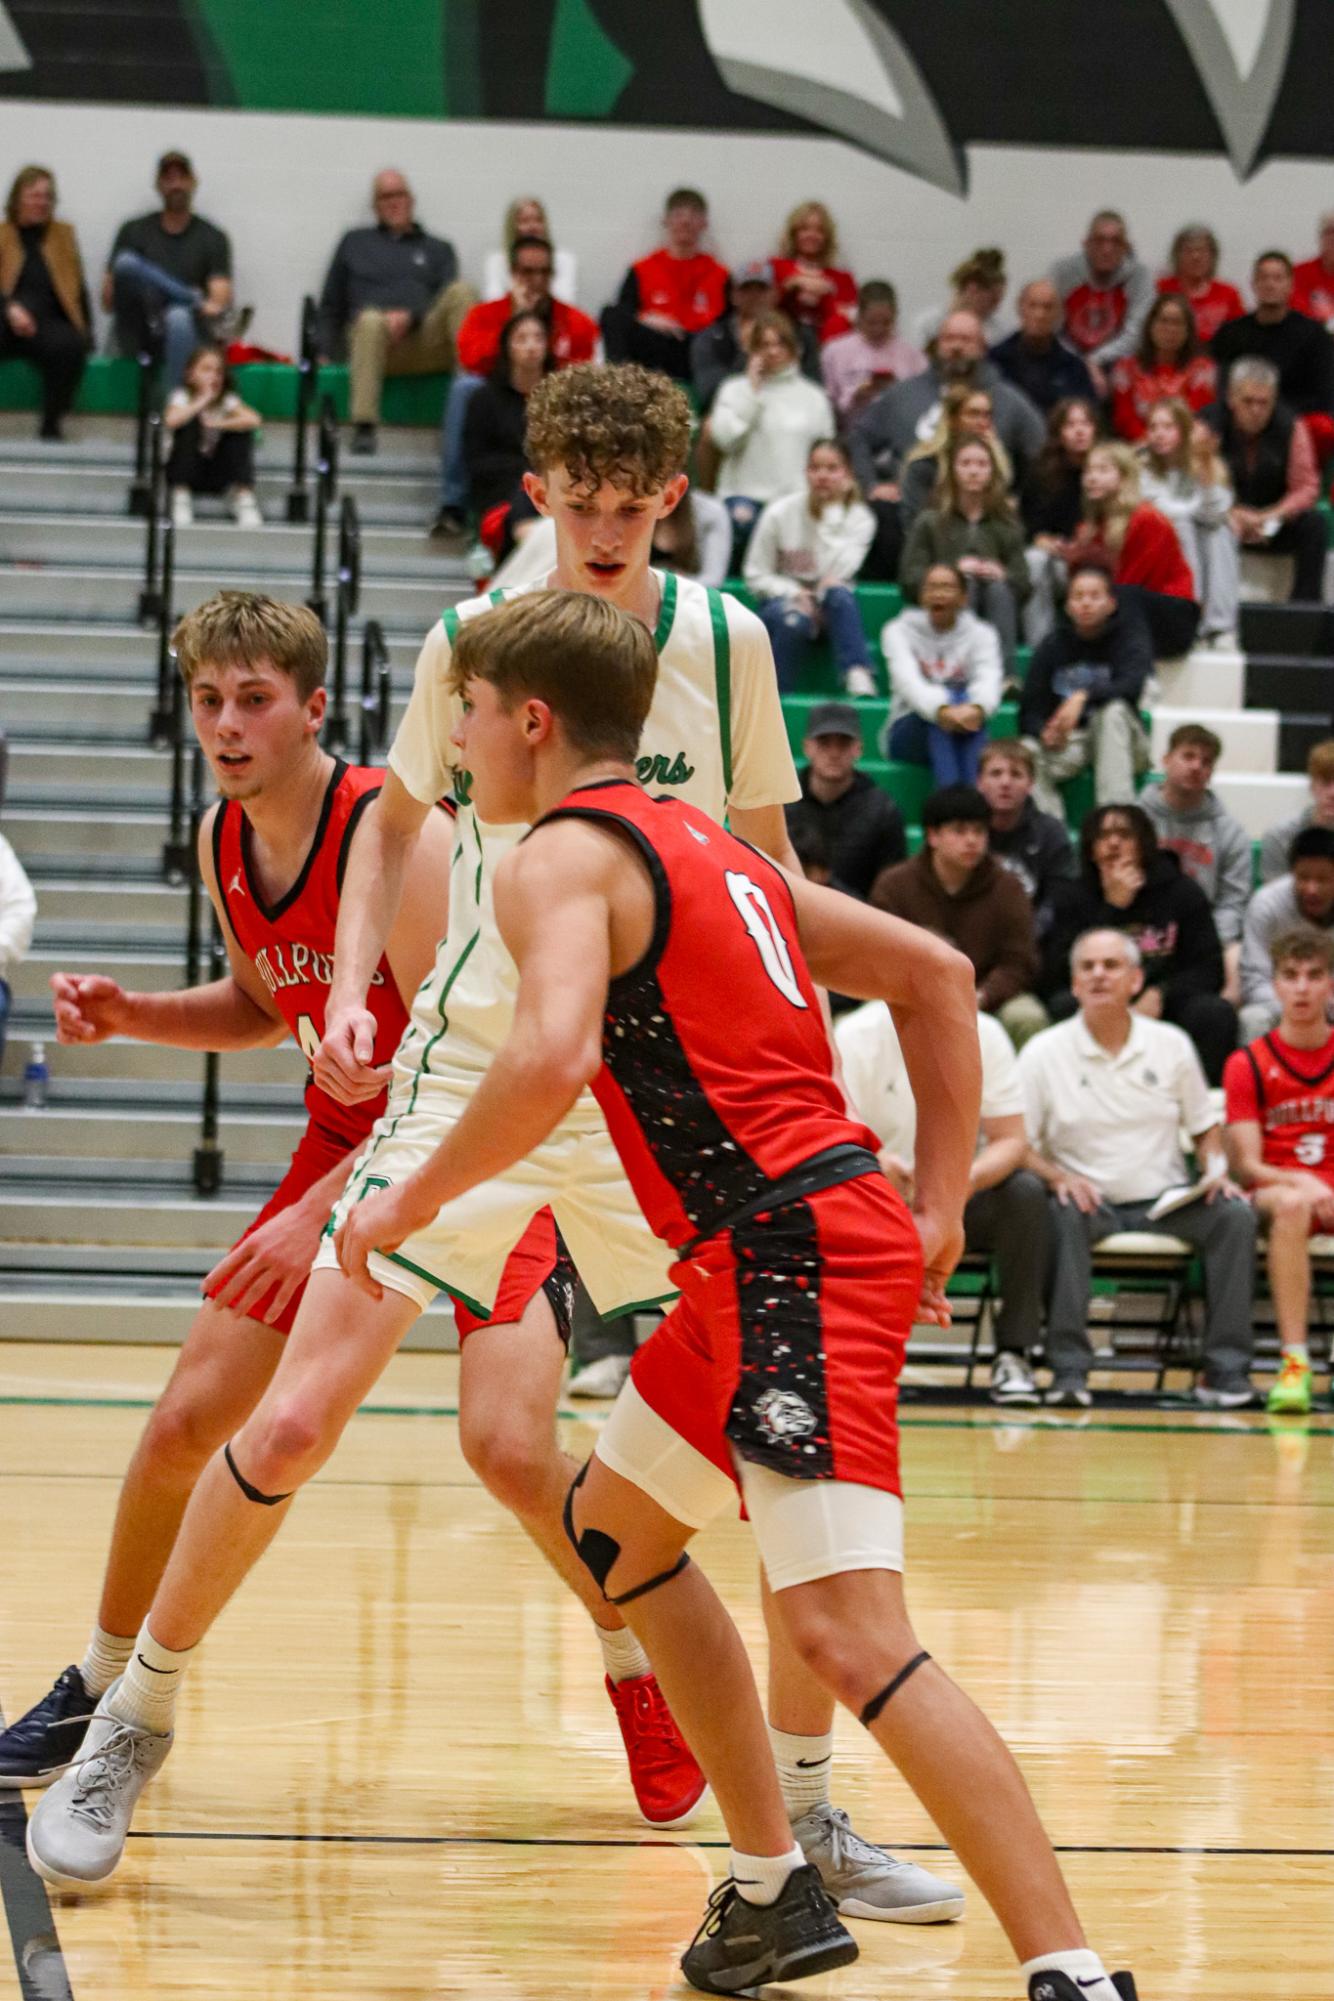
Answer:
1240;827;1334;1038
1260;739;1334;881
1049;210;1154;396
849;309;1044;496
1139;724;1252;1003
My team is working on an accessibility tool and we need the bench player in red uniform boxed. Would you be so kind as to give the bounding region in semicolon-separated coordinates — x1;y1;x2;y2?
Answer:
1225;926;1334;1416
332;592;1140;2001
0;590;567;1784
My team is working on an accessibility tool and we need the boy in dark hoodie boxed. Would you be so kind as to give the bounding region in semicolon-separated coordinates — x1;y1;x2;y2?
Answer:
1045;801;1238;1082
978;737;1076;940
1020;562;1152;819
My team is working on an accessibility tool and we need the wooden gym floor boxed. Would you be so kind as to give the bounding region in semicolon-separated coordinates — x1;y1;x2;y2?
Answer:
1;1343;1332;2001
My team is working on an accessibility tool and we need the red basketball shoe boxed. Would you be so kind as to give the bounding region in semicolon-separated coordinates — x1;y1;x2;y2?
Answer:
605;1672;708;1828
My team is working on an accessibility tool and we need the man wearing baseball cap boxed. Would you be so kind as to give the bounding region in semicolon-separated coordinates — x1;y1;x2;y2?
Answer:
784;701;906;902
105;152;234;386
691;256;820;412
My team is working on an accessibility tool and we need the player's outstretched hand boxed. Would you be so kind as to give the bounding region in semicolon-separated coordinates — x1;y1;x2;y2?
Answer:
50;972;131;1044
334;1181;429;1300
913;1209;965;1328
203;1198;325;1323
314;1004;392;1105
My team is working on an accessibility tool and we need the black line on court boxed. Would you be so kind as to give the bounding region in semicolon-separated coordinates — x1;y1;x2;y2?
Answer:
126;1829;1334;1858
0;1706;74;2001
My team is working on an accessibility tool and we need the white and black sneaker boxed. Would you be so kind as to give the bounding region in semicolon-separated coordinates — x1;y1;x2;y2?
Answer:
1045;1375;1092;1409
681;1863;857;1993
1193;1376;1256;1410
1029;1970;1138;2001
990;1352;1040;1406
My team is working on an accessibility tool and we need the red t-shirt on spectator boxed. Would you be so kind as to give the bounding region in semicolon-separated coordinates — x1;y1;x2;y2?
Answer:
456;296;599;376
627;250;728;335
1110;354;1218;440
1155;275;1245;343
771;258;857;343
1292;258;1334;330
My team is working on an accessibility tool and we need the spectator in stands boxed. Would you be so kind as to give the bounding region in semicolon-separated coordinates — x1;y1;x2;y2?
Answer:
914;248;1013;350
691;260;819;416
461;311;552;560
0;166;89;442
709;312;835;563
1051;210;1154;395
1069;443;1200;655
989;277;1096;415
820;280;926;423
1136;398;1238;642
1292;213;1334;330
1240;827;1334;1039
1020;561;1151;817
1021;927;1256;1408
771;201;857;344
1157;223;1245;343
0;828;36;1066
1212;252;1334;461
978;738;1076;942
883;561;1002;784
1225;926;1334;1417
784;700;906;900
1021;395;1103;640
1110;294;1217;441
163;346;262;528
106;151;232;391
1139;723;1250;1003
899;383;1013;529
1202;357;1326;602
600;186;728;381
649;488;732;588
317;168;471;456
743;438;876;695
1261;740;1334;882
900;435;1030;663
836;998;1050;1406
482;196;577;304
1045;802;1236;1083
433;234;598;535
871;784;1046;1046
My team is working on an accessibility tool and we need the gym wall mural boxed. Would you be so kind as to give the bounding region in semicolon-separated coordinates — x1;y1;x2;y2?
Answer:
0;0;1325;189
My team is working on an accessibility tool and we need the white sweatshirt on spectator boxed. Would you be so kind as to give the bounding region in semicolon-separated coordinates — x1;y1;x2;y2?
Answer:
710;364;835;502
743;489;876;602
882;606;1003;735
0;834;37;981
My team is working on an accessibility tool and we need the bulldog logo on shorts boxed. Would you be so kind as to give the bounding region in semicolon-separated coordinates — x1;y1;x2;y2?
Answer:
753;1388;819;1442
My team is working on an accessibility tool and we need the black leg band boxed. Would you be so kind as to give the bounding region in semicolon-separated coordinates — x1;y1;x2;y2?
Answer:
607;1550;692;1607
563;1461;692;1605
223;1439;293;1507
859;1649;932;1728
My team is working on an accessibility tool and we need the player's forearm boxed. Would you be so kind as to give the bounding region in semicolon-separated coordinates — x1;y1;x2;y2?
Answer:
330;811;414;1014
119;979;281;1050
406;1035;594;1214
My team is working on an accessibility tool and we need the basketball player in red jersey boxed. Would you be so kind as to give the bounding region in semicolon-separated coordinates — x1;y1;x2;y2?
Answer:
1224;926;1334;1416
0;591;469;1786
336;593;1140;2001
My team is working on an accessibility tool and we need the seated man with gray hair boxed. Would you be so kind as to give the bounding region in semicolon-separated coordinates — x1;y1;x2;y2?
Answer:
1198;356;1326;601
1019;927;1257;1409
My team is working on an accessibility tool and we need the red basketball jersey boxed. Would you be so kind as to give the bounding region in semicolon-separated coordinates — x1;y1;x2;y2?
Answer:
539;779;880;1252
1223;1030;1334;1184
212;759;407;1148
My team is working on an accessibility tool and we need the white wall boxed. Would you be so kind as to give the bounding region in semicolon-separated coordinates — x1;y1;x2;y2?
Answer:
6;98;1334;348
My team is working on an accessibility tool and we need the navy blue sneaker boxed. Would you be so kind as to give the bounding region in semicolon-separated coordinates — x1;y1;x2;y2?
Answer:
0;1666;94;1789
1029;1972;1139;2001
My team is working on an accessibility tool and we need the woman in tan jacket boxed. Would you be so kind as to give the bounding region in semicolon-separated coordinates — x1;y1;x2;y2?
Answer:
0;165;90;439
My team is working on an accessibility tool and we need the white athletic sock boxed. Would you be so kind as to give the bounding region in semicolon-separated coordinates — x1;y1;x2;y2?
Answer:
1021;1947;1119;2000
768;1725;833;1820
1281;1342;1311;1365
106;1626;195;1735
731;1841;806;1906
79;1625;135;1700
598;1624;651;1685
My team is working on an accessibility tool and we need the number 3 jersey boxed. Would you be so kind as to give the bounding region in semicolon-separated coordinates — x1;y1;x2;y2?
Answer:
540;778;881;1253
386;572;799;1119
212;758;408;1149
1224;1028;1334;1185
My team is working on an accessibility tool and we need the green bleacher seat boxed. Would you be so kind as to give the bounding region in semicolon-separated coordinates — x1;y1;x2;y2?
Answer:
0;354;141;415
0;353;450;427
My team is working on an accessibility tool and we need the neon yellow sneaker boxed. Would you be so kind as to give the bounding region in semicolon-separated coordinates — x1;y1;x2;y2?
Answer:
1267;1354;1314;1415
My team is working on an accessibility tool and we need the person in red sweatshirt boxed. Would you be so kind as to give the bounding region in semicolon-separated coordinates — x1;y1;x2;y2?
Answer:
1156;224;1245;344
1069;441;1200;656
1291;213;1334;329
1110;295;1216;441
600;186;729;381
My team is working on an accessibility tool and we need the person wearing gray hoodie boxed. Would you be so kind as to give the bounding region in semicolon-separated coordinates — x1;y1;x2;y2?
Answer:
849;309;1045;495
1139;723;1252;1000
1050;211;1154;390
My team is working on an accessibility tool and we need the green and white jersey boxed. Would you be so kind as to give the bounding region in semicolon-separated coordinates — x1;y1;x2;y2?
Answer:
387;570;799;1115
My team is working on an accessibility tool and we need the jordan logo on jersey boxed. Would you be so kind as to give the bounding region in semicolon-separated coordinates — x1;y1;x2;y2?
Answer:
227;871;246;899
637;751;696;787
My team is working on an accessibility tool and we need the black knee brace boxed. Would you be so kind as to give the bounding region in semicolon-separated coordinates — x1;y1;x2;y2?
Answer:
223;1439;293;1507
859;1649;932;1728
562;1461;693;1605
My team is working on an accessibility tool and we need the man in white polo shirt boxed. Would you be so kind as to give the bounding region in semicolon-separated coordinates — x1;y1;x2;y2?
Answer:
1019;928;1257;1409
836;1000;1049;1405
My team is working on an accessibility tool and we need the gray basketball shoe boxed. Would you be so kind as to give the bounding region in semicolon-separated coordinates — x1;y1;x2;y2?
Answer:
26;1683;172;1890
792;1803;965;1922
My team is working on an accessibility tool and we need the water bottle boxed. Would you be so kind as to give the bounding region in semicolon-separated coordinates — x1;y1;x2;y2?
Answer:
22;1041;49;1111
